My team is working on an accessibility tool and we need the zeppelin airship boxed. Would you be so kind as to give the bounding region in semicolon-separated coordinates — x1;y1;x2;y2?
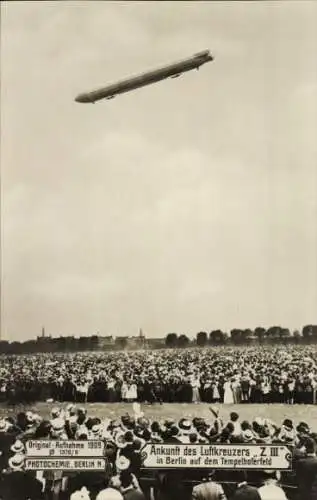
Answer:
75;50;213;103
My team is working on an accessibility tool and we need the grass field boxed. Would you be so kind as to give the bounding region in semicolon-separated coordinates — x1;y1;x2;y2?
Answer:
1;402;317;429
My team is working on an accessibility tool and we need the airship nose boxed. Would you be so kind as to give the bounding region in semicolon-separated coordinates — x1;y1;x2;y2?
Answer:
75;93;89;103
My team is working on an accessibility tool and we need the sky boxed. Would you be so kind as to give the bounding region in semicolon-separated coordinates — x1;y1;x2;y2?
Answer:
1;1;317;341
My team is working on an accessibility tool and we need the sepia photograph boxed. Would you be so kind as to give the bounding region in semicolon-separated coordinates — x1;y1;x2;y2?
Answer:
1;1;317;500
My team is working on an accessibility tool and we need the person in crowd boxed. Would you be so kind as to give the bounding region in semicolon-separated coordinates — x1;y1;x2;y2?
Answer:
0;452;44;500
191;471;227;500
116;470;145;500
229;412;241;438
294;436;317;500
223;379;234;405
231;378;241;405
240;375;250;404
257;471;288;500
126;382;138;403
231;480;261;500
190;373;201;404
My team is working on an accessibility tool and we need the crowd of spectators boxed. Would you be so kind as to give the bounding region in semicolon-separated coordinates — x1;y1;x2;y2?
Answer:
0;403;316;500
0;346;316;405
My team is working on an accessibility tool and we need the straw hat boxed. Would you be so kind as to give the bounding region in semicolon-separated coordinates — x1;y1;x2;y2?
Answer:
26;411;34;423
11;440;25;454
178;419;193;434
8;453;25;471
67;404;77;415
51;407;61;418
242;430;255;442
51;418;65;432
91;424;101;436
116;455;130;471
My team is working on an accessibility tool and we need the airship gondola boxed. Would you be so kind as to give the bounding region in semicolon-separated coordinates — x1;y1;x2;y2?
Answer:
75;50;213;104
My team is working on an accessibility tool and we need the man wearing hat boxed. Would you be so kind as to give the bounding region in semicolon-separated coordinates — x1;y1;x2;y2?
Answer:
18;412;37;439
50;417;68;440
241;429;256;444
89;423;102;440
66;404;77;417
10;439;25;456
229;412;241;437
277;419;296;443
164;425;182;444
76;407;88;425
117;433;142;475
8;453;25;472
296;421;310;437
0;453;44;500
178;419;194;443
51;407;61;420
110;457;142;498
0;418;15;471
121;414;135;432
295;437;317;500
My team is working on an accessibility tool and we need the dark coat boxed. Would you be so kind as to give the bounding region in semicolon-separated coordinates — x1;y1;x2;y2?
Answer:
0;470;44;500
0;432;15;471
295;455;317;500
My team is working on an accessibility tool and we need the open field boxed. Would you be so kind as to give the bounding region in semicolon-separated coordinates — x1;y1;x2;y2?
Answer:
1;402;317;428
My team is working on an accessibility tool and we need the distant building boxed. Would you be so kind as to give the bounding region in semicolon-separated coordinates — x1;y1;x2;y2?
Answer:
37;326;51;343
37;326;50;340
111;330;147;350
98;336;115;349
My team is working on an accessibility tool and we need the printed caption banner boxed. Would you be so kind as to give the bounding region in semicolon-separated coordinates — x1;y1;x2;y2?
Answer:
141;444;293;470
24;440;106;471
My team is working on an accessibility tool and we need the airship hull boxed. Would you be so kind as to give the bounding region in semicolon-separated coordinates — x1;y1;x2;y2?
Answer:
75;50;213;103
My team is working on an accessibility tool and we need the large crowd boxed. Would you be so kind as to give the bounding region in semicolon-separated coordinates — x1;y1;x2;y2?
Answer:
0;346;317;405
0;403;317;500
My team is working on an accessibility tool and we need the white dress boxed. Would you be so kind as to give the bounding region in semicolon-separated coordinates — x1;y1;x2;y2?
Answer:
223;381;234;404
191;379;201;403
127;383;138;401
212;384;220;401
121;382;128;400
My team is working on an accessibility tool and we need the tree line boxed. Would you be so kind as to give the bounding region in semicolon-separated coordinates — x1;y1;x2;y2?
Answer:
165;324;317;347
0;325;316;355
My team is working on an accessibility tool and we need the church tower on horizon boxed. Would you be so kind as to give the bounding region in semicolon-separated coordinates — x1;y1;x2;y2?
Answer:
139;327;146;348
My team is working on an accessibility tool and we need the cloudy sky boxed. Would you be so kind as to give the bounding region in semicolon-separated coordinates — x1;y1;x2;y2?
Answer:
1;1;316;341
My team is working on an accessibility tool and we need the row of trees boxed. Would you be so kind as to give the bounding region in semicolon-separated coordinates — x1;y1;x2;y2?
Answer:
165;324;317;347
